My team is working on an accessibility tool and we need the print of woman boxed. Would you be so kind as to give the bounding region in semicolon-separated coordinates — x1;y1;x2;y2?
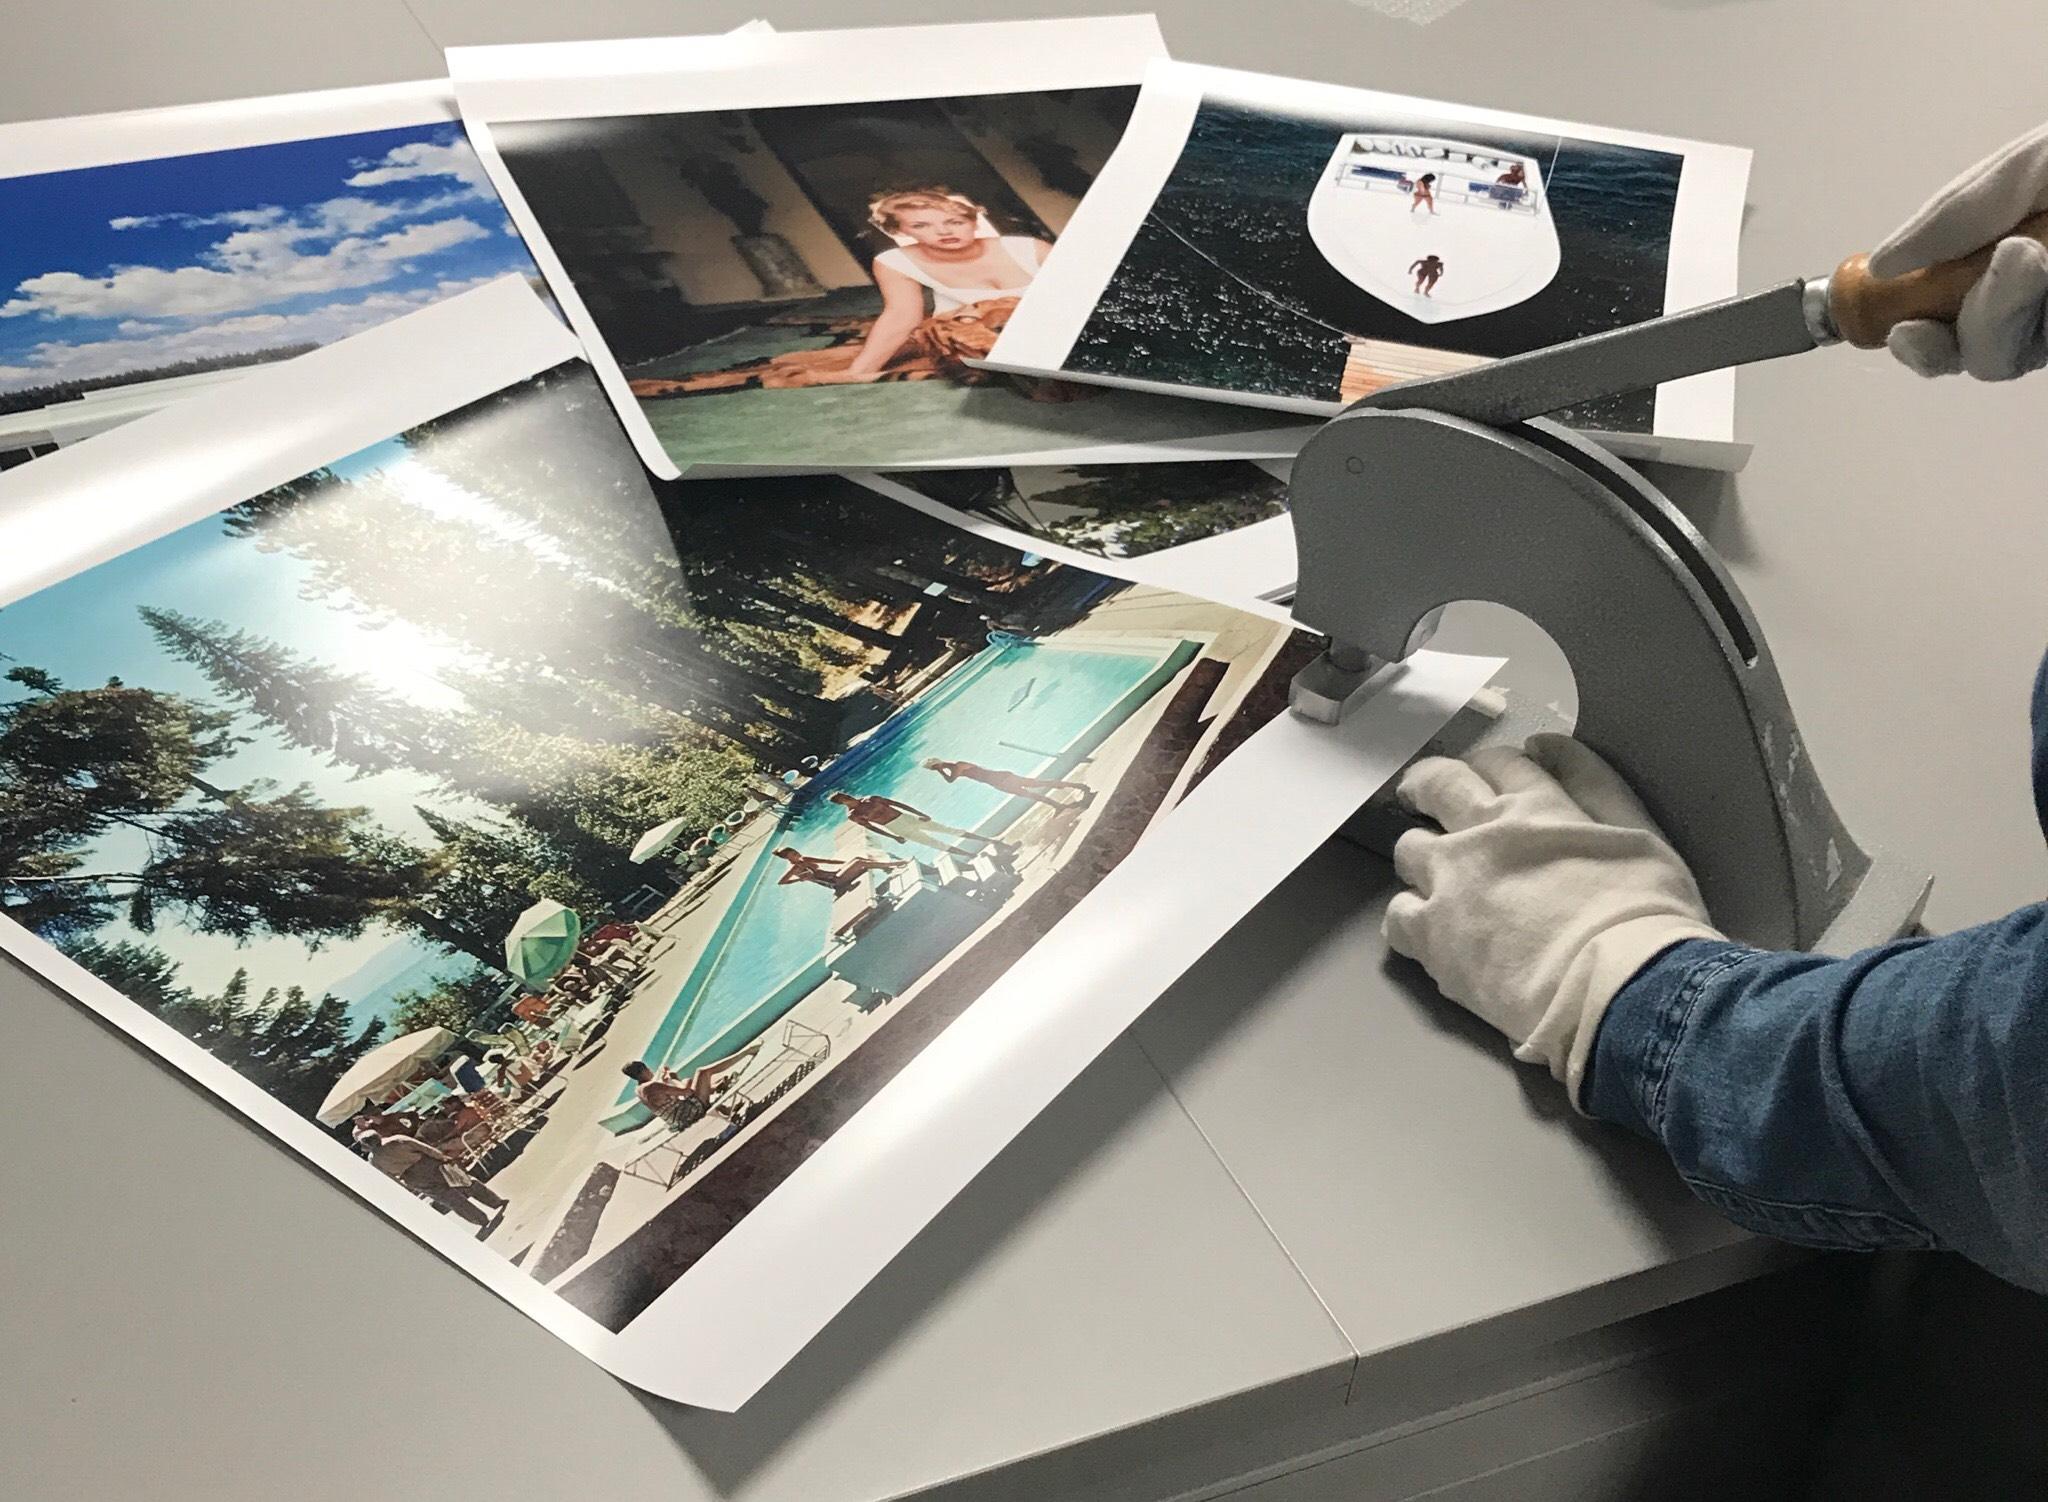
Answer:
764;186;1078;397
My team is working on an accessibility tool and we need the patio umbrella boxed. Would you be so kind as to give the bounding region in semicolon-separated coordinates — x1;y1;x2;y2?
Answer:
317;1025;458;1126
630;815;691;864
504;898;582;986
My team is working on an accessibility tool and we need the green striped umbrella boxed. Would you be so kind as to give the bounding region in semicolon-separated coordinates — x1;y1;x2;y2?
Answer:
504;898;582;986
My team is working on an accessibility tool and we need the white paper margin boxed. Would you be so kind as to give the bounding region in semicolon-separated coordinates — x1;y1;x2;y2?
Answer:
451;17;1311;480
985;59;1754;467
448;15;1169;122
0;277;1498;1407
0;78;456;180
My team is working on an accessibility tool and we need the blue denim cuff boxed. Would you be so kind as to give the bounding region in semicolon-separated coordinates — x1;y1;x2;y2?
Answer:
1582;937;1752;1135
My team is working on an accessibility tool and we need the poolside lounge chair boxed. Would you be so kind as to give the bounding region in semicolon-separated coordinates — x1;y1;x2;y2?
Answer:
709;1020;832;1128
618;1022;832;1188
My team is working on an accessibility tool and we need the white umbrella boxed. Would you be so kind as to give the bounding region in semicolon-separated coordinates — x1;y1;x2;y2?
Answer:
629;815;692;864
317;1025;458;1126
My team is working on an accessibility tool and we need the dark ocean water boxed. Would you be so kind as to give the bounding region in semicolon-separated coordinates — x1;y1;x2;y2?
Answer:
1069;99;1685;432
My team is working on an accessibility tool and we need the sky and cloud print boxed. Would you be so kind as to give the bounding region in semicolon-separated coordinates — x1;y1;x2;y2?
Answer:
0;121;538;395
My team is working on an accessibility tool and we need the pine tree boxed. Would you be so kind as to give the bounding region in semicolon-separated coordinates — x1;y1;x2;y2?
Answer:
140;606;457;777
0;670;422;942
57;936;196;1019
390;967;505;1039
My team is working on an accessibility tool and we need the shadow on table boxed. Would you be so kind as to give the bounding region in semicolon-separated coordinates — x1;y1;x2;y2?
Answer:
623;1030;1174;1494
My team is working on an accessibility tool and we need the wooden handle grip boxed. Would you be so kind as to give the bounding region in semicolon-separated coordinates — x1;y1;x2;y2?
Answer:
1830;208;2048;349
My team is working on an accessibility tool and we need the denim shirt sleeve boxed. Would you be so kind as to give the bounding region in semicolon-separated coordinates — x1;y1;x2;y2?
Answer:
1583;926;2048;1292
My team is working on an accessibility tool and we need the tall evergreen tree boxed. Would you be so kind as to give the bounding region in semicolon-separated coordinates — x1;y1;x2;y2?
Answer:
24;780;440;947
56;935;194;1019
223;465;830;758
140;606;457;777
390;966;505;1040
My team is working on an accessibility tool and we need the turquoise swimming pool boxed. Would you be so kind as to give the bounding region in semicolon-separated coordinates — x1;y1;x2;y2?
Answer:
602;635;1194;1130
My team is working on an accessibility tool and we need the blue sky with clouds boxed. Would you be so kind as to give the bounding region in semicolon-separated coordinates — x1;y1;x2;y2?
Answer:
0;121;537;394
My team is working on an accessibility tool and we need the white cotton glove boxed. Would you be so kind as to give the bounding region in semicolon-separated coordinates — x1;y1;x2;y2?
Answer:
1383;733;1724;1108
1869;122;2048;380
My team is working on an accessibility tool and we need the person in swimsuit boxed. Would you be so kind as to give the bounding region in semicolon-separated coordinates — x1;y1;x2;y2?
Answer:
1492;162;1527;208
1409;172;1438;215
827;790;1019;863
1410;254;1446;296
772;846;908;895
622;1043;763;1132
804;187;1054;386
922;757;1092;809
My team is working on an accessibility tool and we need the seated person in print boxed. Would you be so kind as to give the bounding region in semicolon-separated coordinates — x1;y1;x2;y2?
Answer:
636;187;1085;400
772;846;908;895
623;1046;763;1132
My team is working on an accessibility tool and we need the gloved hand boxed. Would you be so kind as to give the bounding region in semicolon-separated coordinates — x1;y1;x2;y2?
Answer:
1870;122;2048;380
1383;733;1724;1107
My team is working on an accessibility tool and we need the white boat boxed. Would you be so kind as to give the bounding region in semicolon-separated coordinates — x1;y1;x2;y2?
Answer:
1306;133;1561;325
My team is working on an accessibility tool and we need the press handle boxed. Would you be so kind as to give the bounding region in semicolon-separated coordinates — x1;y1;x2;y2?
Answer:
1829;208;2048;348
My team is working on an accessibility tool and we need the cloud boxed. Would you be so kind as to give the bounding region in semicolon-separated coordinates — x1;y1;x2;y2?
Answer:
345;139;492;195
108;205;289;233
0;216;492;322
0;275;505;391
108;193;478;243
6;136;511;343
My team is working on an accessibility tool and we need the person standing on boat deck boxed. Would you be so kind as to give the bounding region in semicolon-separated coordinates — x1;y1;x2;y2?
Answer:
772;846;908;895
1410;255;1446;297
922;757;1094;808
623;1046;763;1131
1377;121;2048;1492
827;790;1020;863
1408;172;1437;214
1492;162;1527;208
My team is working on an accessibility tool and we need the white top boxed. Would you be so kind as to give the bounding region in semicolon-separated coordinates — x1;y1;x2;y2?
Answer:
873;235;1046;314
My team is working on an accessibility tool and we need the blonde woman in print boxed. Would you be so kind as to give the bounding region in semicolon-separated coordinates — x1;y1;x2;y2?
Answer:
792;186;1058;387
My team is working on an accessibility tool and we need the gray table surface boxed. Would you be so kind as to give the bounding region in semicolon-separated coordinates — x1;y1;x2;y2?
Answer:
7;2;2047;1499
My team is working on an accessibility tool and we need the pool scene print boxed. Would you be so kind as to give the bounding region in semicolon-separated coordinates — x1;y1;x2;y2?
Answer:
485;86;1287;471
0;119;538;460
890;460;1289;561
0;362;1308;1328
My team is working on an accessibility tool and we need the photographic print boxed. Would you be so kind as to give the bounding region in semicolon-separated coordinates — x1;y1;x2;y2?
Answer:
0;85;541;467
866;458;1299;603
889;461;1288;562
0;281;1496;1406
986;63;1751;466
453;19;1312;477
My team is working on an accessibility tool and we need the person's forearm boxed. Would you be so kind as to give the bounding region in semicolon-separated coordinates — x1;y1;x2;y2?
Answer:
1584;912;2048;1291
847;311;921;374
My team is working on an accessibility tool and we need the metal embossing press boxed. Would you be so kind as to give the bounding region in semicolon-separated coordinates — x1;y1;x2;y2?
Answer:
1288;212;2048;953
